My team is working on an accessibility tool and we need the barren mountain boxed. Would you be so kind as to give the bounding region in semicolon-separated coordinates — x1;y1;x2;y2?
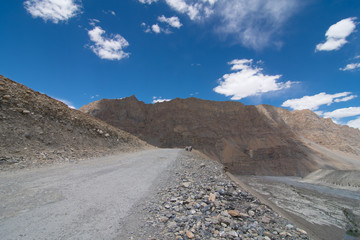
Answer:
80;96;360;176
0;75;148;169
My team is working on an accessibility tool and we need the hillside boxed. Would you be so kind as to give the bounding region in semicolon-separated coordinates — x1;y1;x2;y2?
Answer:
80;96;360;176
0;76;148;169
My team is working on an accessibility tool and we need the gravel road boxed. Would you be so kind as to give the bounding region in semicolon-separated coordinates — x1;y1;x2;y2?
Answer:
0;148;180;240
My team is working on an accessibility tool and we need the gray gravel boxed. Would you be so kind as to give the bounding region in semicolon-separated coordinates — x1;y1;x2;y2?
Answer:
119;150;309;240
0;149;180;240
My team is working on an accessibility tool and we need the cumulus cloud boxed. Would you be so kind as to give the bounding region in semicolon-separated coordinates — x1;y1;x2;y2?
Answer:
24;0;81;23
158;15;182;28
142;16;181;34
214;59;292;100
163;0;298;49
151;24;161;34
323;107;360;119
152;97;172;103
164;0;216;20
139;0;158;4
316;17;357;51
347;117;360;129
282;92;355;110
340;63;360;71
87;25;130;60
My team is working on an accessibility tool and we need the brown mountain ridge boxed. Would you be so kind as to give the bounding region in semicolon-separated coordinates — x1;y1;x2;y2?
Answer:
80;96;360;176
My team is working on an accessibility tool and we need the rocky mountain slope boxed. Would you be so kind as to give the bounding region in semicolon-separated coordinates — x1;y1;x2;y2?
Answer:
0;76;148;169
80;96;360;176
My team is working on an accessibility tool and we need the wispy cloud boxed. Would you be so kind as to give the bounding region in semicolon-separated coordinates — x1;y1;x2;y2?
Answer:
24;0;81;23
316;17;357;51
103;10;116;16
214;59;292;100
152;96;172;103
282;92;356;110
163;0;299;50
138;0;158;4
54;97;76;109
340;63;360;71
87;24;130;60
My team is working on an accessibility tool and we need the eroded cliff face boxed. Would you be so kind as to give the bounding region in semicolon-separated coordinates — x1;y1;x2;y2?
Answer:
80;96;360;176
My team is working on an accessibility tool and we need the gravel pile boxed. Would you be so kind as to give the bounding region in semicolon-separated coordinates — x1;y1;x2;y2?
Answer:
120;151;309;240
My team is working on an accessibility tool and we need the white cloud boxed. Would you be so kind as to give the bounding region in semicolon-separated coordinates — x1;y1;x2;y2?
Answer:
355;55;360;59
103;10;116;16
24;0;81;23
282;92;355;110
316;17;357;51
323;107;360;119
334;95;357;102
152;97;172;103
139;0;158;4
151;24;161;33
347;117;360;129
54;97;75;109
214;0;299;50
164;0;217;21
87;25;130;61
163;0;299;50
214;59;292;100
340;63;360;71
90;94;100;100
158;15;182;28
141;22;151;33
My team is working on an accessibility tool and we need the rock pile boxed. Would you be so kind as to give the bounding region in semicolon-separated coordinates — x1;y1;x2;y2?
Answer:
120;151;309;239
0;75;148;170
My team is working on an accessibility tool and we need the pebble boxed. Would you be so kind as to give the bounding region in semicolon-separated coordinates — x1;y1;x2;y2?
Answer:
120;151;310;240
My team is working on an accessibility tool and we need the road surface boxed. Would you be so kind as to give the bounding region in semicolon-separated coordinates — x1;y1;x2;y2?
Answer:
0;149;180;240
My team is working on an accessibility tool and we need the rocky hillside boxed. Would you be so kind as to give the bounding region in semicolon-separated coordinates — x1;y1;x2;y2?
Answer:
80;96;360;176
0;76;148;169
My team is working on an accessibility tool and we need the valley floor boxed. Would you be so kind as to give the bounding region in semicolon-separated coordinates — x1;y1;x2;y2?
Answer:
236;175;360;240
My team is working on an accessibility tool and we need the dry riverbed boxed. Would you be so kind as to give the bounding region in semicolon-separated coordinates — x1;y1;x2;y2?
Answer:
237;175;360;240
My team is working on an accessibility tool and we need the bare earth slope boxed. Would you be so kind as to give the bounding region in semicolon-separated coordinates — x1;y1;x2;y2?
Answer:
0;75;148;169
80;96;360;176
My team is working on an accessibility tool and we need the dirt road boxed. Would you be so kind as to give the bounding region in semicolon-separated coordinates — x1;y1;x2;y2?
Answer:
0;149;180;240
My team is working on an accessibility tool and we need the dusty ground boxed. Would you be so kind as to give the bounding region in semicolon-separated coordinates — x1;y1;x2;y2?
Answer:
0;149;311;240
0;149;179;240
237;175;360;240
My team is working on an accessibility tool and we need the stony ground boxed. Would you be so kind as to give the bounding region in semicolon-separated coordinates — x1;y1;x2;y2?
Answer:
0;75;148;170
119;151;309;240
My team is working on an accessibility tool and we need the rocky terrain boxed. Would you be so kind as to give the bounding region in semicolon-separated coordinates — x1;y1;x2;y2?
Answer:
301;169;360;190
0;75;149;170
119;150;309;240
80;96;360;176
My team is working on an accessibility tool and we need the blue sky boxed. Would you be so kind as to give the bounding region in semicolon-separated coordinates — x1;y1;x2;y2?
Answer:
1;0;360;128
